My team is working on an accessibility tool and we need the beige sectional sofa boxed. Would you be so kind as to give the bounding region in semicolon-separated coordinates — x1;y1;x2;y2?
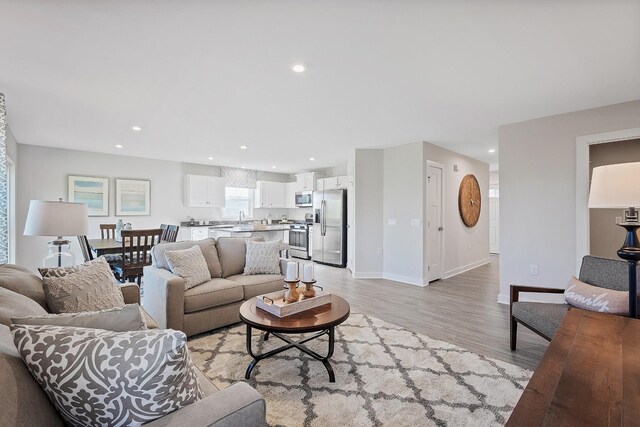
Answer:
0;264;266;427
143;237;285;337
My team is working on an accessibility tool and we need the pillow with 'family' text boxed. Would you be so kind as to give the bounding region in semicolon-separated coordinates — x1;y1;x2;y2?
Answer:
563;276;628;315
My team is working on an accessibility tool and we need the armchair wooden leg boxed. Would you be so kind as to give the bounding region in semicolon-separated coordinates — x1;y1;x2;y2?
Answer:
510;317;517;351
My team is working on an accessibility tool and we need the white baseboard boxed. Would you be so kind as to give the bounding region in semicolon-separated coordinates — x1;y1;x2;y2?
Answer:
382;273;426;287
352;271;383;279
442;257;492;279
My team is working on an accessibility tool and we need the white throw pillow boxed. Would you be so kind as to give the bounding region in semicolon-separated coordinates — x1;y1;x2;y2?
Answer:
244;239;282;275
564;276;628;315
11;324;203;427
164;245;211;290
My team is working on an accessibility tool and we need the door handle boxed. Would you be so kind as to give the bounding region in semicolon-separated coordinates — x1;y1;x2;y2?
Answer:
438;227;444;231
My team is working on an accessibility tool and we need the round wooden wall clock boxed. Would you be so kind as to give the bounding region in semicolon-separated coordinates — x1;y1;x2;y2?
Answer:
458;174;481;227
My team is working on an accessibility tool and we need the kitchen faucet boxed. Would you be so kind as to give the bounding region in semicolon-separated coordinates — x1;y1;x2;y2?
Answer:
238;210;245;223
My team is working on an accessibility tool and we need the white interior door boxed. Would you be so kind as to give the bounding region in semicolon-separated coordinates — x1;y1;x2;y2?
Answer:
489;185;500;254
427;164;443;282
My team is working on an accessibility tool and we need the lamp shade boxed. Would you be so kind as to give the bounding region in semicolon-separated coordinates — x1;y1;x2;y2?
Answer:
588;162;640;209
24;200;89;236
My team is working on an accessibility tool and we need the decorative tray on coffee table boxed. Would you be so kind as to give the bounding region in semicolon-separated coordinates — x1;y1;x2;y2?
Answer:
256;289;332;318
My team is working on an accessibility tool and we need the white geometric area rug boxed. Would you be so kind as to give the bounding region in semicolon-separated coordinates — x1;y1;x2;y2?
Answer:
189;313;531;427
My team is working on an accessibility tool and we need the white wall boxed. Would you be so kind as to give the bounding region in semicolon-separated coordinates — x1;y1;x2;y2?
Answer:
352;149;384;277
423;142;490;279
383;142;425;284
16;144;293;270
498;99;640;304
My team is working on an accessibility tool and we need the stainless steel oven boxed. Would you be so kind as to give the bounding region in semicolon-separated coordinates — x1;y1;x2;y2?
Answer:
288;224;310;259
295;191;313;207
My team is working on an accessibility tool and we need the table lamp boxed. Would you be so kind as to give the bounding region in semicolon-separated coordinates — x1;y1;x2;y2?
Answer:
588;162;640;318
23;199;89;267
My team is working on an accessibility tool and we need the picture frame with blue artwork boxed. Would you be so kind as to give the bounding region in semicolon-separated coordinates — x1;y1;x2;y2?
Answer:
68;175;109;216
115;178;150;216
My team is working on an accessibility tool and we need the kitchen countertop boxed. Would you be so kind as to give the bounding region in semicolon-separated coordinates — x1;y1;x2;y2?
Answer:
181;221;301;228
213;225;292;233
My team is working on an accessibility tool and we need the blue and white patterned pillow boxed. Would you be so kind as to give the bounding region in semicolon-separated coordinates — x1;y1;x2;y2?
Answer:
11;324;202;426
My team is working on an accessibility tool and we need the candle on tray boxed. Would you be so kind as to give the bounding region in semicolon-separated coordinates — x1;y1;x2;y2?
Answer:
286;261;298;281
303;264;314;282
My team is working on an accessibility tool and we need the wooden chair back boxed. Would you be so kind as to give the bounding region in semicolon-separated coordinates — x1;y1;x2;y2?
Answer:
77;236;94;262
100;224;116;239
160;224;180;242
116;228;163;283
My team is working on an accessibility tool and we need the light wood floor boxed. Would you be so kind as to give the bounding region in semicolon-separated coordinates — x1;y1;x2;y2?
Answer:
307;255;548;371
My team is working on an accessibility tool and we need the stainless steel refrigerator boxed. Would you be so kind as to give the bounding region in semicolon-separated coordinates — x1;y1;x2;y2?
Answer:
312;189;347;267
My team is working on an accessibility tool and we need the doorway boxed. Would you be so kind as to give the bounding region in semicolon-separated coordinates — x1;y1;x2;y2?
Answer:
489;184;500;254
426;161;444;282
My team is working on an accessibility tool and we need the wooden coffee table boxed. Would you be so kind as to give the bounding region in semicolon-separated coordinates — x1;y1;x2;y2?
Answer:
239;294;350;383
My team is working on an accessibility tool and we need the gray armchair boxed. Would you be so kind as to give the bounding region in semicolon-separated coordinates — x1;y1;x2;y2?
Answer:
510;255;635;350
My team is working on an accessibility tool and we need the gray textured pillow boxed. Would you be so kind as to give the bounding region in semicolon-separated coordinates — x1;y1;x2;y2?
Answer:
564;276;629;315
39;257;125;314
165;245;211;290
12;304;147;332
0;287;48;327
11;324;203;427
244;239;282;275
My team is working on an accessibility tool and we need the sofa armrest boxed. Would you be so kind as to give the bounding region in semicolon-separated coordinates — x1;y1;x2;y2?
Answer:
145;382;266;427
510;284;565;306
142;266;186;330
120;283;140;305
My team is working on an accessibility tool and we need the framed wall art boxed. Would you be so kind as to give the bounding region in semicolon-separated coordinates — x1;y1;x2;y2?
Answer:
68;175;109;216
115;179;150;216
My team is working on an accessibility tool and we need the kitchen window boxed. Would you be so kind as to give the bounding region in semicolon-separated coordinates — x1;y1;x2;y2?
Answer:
223;187;253;219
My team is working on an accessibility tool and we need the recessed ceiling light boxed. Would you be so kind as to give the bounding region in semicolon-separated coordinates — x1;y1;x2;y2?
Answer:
131;126;143;131
241;166;246;169
488;149;496;153
272;165;277;169
115;144;124;148
309;157;315;161
240;145;248;150
208;156;214;160
292;64;306;73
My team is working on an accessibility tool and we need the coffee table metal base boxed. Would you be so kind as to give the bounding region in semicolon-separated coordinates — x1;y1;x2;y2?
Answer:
244;325;336;382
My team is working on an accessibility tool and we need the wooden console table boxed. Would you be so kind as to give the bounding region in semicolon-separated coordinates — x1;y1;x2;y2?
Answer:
507;307;640;426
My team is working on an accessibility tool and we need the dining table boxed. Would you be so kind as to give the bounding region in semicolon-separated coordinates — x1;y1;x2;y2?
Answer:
87;238;125;257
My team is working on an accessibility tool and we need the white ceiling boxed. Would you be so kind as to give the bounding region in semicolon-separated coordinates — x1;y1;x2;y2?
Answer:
1;1;639;173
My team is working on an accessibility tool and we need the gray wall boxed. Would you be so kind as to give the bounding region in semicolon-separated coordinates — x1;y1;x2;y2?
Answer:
499;100;640;303
16;144;292;270
589;138;640;258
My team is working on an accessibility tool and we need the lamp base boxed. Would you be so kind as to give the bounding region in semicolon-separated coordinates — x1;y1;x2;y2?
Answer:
617;222;640;319
43;238;75;268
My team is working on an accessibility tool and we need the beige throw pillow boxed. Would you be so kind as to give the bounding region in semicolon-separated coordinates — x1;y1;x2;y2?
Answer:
11;324;203;427
164;245;211;290
564;276;628;315
12;304;147;332
244;239;282;275
39;257;125;314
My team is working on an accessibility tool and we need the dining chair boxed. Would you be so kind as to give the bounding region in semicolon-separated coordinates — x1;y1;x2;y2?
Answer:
77;236;94;263
113;228;163;285
100;224;116;239
160;224;180;242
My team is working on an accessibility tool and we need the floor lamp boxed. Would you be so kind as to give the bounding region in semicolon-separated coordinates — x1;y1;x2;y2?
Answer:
588;162;640;318
23;199;88;267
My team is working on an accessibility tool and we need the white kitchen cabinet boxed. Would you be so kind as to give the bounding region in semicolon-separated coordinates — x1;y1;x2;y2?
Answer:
317;175;348;191
295;173;316;191
188;227;209;241
184;175;225;207
255;181;287;208
324;176;338;189
285;182;297;208
336;175;349;189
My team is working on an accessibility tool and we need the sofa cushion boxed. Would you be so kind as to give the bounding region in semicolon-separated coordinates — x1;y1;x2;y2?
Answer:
0;324;65;426
152;238;223;278
512;302;570;340
11;324;203;427
564;276;628;315
244;240;282;275
12;304;147;332
226;274;285;299
184;278;244;313
0;287;47;326
216;237;264;278
165;245;212;290
0;264;48;310
40;257;125;313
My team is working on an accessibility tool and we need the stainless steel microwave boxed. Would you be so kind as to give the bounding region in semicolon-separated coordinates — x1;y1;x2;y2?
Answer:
295;191;313;207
